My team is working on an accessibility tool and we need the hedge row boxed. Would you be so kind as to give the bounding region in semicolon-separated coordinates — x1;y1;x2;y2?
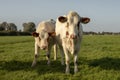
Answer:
0;31;32;36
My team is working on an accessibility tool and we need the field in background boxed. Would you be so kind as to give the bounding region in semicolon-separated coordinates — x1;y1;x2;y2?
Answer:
0;35;120;80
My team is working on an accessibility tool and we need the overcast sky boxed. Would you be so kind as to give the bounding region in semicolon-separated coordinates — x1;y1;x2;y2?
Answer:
0;0;120;32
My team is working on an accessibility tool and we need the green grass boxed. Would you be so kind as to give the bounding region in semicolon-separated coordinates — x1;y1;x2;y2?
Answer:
0;35;120;80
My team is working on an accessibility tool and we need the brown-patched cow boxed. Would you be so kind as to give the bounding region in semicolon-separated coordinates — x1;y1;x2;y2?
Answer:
31;19;57;67
55;11;90;74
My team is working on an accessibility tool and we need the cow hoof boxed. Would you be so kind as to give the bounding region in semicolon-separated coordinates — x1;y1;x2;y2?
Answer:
31;64;35;68
47;61;50;65
74;68;78;74
65;68;70;74
61;62;65;65
31;61;36;68
65;71;70;74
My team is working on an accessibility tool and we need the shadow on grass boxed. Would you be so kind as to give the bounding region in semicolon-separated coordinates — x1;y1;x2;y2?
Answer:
35;60;65;74
0;60;32;71
0;57;120;75
0;60;65;74
88;57;120;70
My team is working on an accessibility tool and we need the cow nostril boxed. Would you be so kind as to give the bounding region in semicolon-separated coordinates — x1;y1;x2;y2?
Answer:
70;34;77;39
41;46;47;50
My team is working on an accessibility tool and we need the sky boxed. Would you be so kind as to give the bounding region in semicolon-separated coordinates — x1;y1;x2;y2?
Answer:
0;0;120;32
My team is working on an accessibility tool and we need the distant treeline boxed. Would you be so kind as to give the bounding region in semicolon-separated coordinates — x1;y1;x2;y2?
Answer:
0;21;36;36
1;21;119;36
83;31;120;35
0;31;31;36
0;22;36;32
0;31;120;36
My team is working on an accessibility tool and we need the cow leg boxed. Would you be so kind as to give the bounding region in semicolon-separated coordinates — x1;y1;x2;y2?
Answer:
59;46;65;65
74;53;78;73
63;47;70;74
65;52;70;74
53;44;57;60
31;43;39;67
46;51;51;65
46;46;52;65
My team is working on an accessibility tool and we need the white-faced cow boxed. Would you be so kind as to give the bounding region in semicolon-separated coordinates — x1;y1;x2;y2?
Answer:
55;11;90;74
31;19;57;67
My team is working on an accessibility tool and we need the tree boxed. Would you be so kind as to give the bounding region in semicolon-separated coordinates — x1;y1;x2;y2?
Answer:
0;22;8;31
0;22;17;31
8;23;17;31
23;22;36;32
0;23;4;31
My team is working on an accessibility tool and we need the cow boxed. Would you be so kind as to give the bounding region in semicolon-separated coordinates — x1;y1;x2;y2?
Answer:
31;19;58;67
55;11;90;74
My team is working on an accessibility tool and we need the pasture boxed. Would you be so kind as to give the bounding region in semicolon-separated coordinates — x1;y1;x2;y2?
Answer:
0;35;120;80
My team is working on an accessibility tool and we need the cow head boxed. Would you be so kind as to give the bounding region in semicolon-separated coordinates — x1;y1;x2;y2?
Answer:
58;11;90;39
57;11;90;53
32;31;56;50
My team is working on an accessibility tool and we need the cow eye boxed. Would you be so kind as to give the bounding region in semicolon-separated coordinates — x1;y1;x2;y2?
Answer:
39;37;41;41
77;22;80;30
77;22;80;27
66;22;69;28
47;37;49;42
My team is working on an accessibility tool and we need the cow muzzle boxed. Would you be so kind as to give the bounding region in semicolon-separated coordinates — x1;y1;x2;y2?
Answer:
41;46;47;50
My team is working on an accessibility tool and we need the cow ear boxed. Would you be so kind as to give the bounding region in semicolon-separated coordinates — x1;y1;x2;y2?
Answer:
32;32;39;37
48;32;56;37
80;17;90;24
58;16;67;23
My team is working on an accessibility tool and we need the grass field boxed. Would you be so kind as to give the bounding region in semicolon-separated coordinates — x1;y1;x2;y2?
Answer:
0;35;120;80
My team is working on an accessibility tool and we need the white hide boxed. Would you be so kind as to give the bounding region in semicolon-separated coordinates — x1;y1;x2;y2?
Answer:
55;11;90;74
31;19;57;67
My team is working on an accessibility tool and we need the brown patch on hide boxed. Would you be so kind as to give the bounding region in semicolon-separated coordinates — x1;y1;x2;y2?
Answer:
66;31;69;38
48;32;56;37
